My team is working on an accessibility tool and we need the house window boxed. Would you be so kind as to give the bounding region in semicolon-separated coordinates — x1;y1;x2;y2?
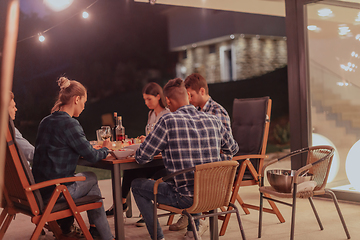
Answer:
220;45;237;82
209;44;216;54
176;63;187;79
182;50;187;59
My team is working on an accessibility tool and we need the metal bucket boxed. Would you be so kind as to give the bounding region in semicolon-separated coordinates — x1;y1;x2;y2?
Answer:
267;169;313;193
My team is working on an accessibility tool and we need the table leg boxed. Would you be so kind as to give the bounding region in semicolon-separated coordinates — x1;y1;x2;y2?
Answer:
112;164;125;240
209;209;219;240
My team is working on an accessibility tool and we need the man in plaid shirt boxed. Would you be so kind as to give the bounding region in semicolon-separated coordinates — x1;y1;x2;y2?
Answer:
131;78;239;240
167;73;235;233
184;73;231;135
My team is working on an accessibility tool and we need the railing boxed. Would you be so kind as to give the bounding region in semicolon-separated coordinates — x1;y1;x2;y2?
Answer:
310;60;360;106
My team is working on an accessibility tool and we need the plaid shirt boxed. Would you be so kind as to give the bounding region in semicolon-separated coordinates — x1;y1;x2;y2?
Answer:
135;105;239;197
200;97;231;134
32;111;108;199
200;97;233;160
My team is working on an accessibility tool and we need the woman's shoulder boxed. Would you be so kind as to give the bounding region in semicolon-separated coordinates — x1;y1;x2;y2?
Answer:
148;109;155;116
155;108;170;121
41;111;79;127
159;108;170;116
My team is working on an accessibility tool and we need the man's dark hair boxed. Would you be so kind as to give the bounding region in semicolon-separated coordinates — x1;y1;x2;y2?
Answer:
163;78;187;101
184;73;209;94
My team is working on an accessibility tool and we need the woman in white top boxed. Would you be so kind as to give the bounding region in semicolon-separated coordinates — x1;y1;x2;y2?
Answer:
143;82;170;138
106;82;169;225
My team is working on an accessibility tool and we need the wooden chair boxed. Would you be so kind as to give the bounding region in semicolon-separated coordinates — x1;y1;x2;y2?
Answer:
0;120;103;240
153;161;246;240
219;96;285;236
258;145;350;240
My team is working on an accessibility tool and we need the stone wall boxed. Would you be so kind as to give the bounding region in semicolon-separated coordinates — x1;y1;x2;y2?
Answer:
177;35;287;83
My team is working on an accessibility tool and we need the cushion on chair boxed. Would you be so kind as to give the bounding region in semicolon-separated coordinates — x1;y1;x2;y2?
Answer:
9;119;45;212
50;195;104;213
232;97;269;179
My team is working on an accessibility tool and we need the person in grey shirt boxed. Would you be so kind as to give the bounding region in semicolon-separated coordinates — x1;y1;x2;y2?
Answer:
8;91;34;165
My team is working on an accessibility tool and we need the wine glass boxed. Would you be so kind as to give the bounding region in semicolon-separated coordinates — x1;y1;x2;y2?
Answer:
100;126;112;141
145;123;155;136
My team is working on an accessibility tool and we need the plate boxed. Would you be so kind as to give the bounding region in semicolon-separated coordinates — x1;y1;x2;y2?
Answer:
110;149;135;159
123;143;141;151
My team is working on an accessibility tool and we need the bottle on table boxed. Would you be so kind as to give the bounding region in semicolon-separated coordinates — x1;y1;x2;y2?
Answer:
112;112;117;141
116;116;125;142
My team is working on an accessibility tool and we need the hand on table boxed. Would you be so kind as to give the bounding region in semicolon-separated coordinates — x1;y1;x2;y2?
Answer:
139;135;146;142
102;139;112;149
93;144;102;149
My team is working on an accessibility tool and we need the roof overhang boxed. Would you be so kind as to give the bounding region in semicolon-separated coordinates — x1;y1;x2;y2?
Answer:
134;0;286;17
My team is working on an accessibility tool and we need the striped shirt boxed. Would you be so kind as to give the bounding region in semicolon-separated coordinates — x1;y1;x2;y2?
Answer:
135;104;239;197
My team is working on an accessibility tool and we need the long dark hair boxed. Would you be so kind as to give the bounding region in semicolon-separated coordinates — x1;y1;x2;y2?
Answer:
142;82;166;109
51;77;87;113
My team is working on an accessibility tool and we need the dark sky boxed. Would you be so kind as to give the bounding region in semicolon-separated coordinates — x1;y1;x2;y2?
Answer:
3;0;177;122
1;0;290;144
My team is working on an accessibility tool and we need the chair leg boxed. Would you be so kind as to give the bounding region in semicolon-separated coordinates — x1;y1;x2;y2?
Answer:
290;186;297;240
166;214;175;225
183;212;199;240
308;197;323;230
0;211;14;240
219;204;234;236
258;192;264;238
73;213;93;240
263;193;285;223
154;198;158;240
325;189;351;239
0;208;8;226
229;203;246;240
47;221;63;240
219;188;249;236
30;221;47;240
236;194;251;214
237;192;285;223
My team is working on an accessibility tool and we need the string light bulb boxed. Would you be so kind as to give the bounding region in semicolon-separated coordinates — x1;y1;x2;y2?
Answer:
149;0;156;5
44;0;74;12
82;11;89;19
38;34;45;42
17;0;99;44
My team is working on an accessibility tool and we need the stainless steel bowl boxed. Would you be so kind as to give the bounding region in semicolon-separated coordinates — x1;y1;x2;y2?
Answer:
267;169;313;193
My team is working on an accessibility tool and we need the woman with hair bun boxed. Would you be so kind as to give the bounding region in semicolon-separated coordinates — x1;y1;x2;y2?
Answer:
32;77;115;240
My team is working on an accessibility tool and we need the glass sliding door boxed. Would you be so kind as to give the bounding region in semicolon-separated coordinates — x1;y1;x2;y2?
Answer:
306;1;360;197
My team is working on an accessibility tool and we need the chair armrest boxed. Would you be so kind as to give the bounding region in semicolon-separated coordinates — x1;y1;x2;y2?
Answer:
260;150;301;176
25;176;86;191
232;154;268;161
293;164;313;183
153;167;195;195
260;159;279;177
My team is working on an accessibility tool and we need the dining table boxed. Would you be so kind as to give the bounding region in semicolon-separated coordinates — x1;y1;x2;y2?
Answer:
78;152;219;240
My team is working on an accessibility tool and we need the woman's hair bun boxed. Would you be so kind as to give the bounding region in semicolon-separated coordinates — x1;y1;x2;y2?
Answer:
58;77;71;90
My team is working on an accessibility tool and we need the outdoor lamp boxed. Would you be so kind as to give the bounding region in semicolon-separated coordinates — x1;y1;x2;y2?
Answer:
43;0;74;12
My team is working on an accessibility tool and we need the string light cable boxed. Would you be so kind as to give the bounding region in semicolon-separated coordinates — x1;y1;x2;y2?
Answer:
17;0;99;43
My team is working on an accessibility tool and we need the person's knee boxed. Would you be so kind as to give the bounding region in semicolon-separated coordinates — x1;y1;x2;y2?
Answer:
76;171;99;189
78;171;97;181
131;178;155;196
131;178;144;191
